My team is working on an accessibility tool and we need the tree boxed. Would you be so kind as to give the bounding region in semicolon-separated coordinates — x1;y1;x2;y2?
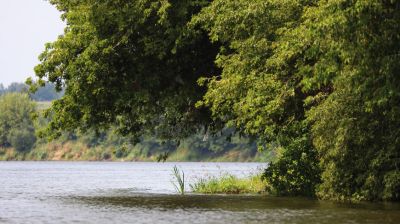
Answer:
32;0;400;201
192;0;322;197
32;0;219;140
0;93;36;151
7;128;36;152
195;0;400;200
302;0;400;201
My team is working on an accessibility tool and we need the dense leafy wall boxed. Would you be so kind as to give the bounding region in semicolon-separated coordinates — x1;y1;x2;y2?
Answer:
32;0;400;201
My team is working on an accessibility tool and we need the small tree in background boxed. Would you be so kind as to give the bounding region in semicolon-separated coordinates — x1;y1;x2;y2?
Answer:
0;93;36;151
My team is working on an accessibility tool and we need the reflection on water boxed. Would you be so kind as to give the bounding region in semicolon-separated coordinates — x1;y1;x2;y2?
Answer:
0;162;399;224
68;194;400;224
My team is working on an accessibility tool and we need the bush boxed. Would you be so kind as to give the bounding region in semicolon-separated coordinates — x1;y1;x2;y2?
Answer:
383;171;400;200
7;128;36;152
262;135;321;197
113;144;129;158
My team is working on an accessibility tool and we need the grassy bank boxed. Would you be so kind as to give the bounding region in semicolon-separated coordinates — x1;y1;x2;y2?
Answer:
0;142;120;161
191;174;268;194
0;141;271;162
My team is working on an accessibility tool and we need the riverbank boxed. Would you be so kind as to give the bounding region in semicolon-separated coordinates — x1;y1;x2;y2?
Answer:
0;141;270;162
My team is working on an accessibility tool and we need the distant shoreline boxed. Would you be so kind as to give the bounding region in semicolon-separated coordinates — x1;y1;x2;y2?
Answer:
0;143;269;163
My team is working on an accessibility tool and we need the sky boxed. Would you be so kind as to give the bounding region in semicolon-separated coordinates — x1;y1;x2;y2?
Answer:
0;0;65;87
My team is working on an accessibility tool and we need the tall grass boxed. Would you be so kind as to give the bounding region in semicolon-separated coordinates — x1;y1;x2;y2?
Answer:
190;174;267;194
171;165;185;195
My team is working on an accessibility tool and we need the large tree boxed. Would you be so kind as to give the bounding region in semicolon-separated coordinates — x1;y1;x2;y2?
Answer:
303;0;400;201
194;0;400;200
32;0;219;140
33;0;400;201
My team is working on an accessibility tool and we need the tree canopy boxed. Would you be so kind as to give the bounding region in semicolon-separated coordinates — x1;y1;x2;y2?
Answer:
32;0;400;201
32;0;220;140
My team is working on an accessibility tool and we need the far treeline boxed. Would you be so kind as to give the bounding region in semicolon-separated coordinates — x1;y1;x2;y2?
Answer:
0;88;265;162
26;0;399;201
0;82;63;101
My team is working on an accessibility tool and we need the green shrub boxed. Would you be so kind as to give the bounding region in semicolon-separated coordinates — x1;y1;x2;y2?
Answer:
113;144;129;158
262;135;321;197
383;171;400;200
7;128;36;152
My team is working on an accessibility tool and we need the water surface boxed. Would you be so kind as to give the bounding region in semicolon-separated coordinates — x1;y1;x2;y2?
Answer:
0;162;399;223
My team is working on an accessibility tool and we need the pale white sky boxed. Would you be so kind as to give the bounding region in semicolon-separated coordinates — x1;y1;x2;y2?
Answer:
0;0;65;87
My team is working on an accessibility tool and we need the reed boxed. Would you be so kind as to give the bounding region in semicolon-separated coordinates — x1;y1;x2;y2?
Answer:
171;165;185;195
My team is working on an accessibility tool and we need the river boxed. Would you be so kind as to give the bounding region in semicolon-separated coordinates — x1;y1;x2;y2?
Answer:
0;162;398;223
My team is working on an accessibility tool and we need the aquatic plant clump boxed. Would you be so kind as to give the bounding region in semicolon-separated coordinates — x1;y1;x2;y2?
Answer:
190;174;267;194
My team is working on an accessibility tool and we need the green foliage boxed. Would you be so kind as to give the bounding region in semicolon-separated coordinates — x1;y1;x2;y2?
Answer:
113;144;129;158
194;0;400;201
191;174;266;194
193;0;321;197
7;128;36;152
303;0;400;201
156;151;169;162
174;128;259;160
193;0;312;140
171;165;185;195
33;0;219;140
31;0;400;201
383;171;400;200
0;93;36;151
0;127;263;162
262;131;320;197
